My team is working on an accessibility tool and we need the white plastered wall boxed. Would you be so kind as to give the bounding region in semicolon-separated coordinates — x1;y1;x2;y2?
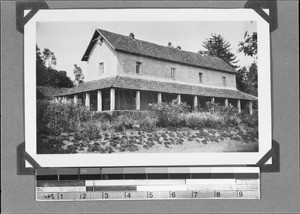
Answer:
85;40;118;81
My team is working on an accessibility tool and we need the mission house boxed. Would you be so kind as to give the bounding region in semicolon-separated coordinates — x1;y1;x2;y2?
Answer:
55;29;256;114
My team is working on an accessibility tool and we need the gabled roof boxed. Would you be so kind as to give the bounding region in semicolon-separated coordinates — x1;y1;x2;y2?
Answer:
55;76;257;101
82;29;236;73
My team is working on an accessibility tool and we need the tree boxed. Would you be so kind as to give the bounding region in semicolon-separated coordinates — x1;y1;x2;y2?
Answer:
236;63;257;96
36;45;73;88
238;31;257;62
237;31;258;97
36;45;49;86
73;64;84;85
246;63;258;96
236;66;248;92
49;68;74;88
42;48;57;68
200;33;238;67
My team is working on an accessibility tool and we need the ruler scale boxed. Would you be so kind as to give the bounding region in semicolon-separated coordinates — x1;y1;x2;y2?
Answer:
36;167;260;201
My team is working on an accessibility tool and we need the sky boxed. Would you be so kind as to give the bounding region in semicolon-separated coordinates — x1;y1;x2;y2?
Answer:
36;21;257;80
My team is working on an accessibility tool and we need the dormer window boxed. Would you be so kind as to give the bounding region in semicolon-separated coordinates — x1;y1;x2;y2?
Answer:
171;68;176;79
199;73;203;83
98;62;104;76
136;62;142;74
222;76;227;87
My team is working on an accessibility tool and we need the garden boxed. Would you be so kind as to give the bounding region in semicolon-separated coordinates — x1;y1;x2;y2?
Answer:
37;99;258;154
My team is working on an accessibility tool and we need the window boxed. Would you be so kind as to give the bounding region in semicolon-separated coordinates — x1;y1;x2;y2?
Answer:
136;62;142;74
222;76;227;87
98;62;104;76
171;68;176;79
199;73;203;83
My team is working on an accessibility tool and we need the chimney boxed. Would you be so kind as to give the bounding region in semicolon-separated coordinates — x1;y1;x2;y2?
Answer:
129;33;135;39
176;46;181;50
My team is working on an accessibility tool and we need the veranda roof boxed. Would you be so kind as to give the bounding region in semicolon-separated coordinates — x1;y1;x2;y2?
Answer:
54;76;257;101
37;86;70;99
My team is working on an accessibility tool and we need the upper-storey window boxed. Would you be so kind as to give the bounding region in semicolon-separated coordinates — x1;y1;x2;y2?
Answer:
171;67;176;79
136;62;142;74
222;76;227;87
98;62;104;76
199;73;203;83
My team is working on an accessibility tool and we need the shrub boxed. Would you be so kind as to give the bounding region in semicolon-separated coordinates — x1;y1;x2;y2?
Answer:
185;112;224;128
37;99;93;135
224;114;242;126
202;101;241;126
77;121;102;140
37;99;53;134
37;136;64;154
205;101;237;116
92;111;113;121
205;101;220;113
149;99;190;127
240;110;258;128
135;111;158;131
113;114;136;131
112;111;158;131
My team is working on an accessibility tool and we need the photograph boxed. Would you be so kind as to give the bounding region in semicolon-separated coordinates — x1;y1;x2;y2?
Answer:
24;9;271;167
36;22;259;155
3;1;300;212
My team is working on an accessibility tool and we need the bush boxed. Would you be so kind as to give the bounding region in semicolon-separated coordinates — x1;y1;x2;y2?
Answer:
205;101;220;113
185;112;224;128
240;110;258;128
112;111;158;132
202;101;241;126
37;99;53;134
92;111;113;121
37;136;64;154
113;114;136;131
37;99;93;135
37;97;257;143
225;114;242;126
135;112;158;131
148;99;189;127
205;101;237;116
74;120;102;140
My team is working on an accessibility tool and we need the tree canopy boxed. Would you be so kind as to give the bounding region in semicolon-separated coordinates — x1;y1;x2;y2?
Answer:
238;31;257;62
36;45;73;88
73;64;85;85
200;33;238;67
236;62;258;96
236;31;258;97
42;48;57;68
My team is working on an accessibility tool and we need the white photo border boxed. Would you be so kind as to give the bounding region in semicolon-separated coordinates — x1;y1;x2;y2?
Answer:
25;9;272;167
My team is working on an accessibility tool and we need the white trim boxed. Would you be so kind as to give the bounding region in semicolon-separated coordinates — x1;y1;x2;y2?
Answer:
96;29;116;50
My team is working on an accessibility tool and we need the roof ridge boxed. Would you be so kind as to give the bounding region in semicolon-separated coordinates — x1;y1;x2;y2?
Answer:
92;28;236;73
98;28;206;57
